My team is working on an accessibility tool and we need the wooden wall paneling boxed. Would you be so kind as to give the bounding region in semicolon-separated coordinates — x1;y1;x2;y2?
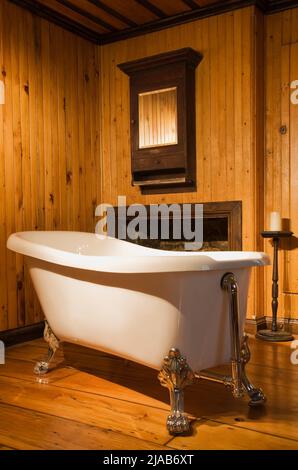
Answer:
3;7;18;329
84;42;97;231
72;35;80;231
12;17;26;327
19;10;32;326
217;14;227;202
272;17;285;319
99;47;110;204
281;7;291;46
27;14;44;325
280;43;290;294
254;8;265;318
95;48;103;227
290;7;298;44
241;7;256;314
64;31;73;229
87;41;99;230
0;0;101;332
264;8;298;321
241;8;254;251
42;22;53;231
288;42;298;293
52;27;61;231
264;12;274;321
95;48;102;224
77;39;86;231
111;44;122;206
233;8;243;206
0;1;8;331
57;30;67;231
200;18;211;201
120;42;130;205
209;16;220;201
225;12;235;201
280;10;291;315
71;31;78;227
115;46;124;204
5;2;298;331
31;18;45;234
82;40;92;229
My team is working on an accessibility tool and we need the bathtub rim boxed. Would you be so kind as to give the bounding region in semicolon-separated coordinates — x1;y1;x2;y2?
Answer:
7;231;270;274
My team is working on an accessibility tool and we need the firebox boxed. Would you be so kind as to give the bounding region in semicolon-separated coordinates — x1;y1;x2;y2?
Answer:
113;201;242;251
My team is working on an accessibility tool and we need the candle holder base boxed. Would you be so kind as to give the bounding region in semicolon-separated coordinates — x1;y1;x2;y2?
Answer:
256;329;294;342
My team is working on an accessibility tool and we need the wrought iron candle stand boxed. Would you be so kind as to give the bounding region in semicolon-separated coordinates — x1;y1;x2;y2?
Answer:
256;231;294;342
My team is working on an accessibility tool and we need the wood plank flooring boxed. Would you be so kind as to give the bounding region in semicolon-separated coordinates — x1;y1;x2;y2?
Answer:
0;336;298;450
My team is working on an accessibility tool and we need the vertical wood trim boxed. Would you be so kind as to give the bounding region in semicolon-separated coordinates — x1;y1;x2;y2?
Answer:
253;8;265;317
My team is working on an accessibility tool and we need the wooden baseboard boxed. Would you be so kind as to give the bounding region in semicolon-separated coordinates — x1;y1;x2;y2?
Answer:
0;322;44;347
245;316;267;335
245;316;298;335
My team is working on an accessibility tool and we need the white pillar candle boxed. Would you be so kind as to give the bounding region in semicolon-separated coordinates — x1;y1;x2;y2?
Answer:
269;212;281;231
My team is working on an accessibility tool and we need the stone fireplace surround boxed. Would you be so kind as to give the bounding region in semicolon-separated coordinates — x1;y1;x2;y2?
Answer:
114;201;242;252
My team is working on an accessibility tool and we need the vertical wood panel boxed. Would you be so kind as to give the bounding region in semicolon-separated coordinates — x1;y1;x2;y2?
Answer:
253;9;265;318
288;42;298;293
0;0;101;331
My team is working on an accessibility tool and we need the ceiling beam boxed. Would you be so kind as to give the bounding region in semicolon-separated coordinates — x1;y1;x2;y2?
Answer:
87;0;137;27
266;0;298;12
182;0;199;9
56;0;117;32
135;0;166;19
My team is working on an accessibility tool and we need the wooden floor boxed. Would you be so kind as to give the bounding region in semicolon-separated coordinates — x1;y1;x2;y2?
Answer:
0;336;298;450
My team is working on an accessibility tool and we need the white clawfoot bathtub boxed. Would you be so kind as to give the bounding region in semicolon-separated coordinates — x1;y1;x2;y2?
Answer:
7;231;269;434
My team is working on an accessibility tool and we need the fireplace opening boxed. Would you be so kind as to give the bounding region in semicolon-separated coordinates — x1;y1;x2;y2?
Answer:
114;201;242;251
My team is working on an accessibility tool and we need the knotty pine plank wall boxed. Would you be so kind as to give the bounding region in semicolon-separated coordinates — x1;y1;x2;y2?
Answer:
0;0;101;331
265;7;298;321
100;6;265;319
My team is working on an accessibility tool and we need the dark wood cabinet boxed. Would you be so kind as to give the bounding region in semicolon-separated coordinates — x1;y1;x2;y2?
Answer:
118;48;202;193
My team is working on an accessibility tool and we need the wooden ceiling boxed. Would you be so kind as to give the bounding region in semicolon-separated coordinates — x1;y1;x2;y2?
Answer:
9;0;298;44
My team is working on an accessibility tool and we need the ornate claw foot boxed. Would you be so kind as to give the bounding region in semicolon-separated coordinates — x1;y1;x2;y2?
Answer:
158;348;195;435
34;321;60;375
240;335;266;406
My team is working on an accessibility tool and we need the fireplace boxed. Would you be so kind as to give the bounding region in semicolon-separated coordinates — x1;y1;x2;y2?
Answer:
113;201;242;251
